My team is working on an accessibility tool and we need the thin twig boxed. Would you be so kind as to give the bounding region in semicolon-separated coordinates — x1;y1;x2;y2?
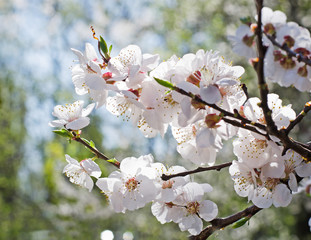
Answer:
174;86;266;131
285;101;311;134
161;162;232;181
72;132;120;168
189;205;262;240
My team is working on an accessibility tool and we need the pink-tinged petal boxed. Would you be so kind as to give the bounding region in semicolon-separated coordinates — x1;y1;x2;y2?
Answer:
199;200;218;221
80;159;101;178
273;184;292;207
200;85;221;104
82;103;95;117
66;117;90;130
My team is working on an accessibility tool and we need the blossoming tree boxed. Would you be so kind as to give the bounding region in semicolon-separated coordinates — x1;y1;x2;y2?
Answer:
50;0;311;238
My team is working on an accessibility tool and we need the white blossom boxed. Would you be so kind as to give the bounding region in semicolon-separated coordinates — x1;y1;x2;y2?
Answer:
49;100;95;130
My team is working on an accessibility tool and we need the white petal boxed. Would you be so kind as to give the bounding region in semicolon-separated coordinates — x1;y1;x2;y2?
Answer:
200;85;221;104
80;159;102;178
199;200;218;221
273;184;292;207
66;117;90;130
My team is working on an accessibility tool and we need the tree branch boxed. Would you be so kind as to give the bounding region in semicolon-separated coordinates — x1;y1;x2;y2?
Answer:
161;162;232;181
189;205;262;240
285;101;311;135
71;131;120;168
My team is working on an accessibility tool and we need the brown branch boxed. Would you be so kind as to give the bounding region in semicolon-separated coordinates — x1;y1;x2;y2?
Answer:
265;34;311;67
255;0;278;135
71;131;120;168
222;117;268;138
161;162;232;181
189;205;262;240
174;87;266;131
285;101;311;134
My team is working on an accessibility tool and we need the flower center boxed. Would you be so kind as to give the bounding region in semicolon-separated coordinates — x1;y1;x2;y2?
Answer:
186;201;200;215
125;177;139;191
162;180;174;189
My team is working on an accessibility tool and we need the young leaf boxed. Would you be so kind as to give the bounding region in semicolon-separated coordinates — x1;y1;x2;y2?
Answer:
99;36;109;59
53;129;72;138
232;216;250;229
109;45;113;55
154;77;175;90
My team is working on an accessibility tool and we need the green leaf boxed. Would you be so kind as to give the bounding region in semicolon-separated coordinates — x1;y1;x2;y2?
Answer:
154;77;175;90
240;16;252;25
89;140;95;148
232;216;250;229
108;45;113;55
99;36;110;59
107;158;119;164
53;129;72;138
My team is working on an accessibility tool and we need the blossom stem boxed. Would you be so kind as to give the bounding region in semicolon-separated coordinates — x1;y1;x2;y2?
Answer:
71;131;120;168
161;162;232;181
189;205;262;239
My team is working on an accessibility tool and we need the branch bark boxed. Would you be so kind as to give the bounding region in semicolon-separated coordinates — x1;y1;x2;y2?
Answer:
189;205;262;240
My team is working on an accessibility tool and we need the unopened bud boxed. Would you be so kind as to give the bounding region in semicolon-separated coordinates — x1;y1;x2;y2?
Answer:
264;23;275;35
298;65;308;77
280;56;296;69
283;35;295;49
242;34;255;47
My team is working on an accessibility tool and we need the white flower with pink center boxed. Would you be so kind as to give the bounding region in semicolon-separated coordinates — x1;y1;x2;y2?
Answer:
174;182;218;235
265;22;311;92
63;154;102;192
108;45;159;88
243;93;296;131
49;100;95;130
151;163;190;202
96;155;159;212
170;49;244;105
71;43;115;107
233;129;282;169
228;25;257;59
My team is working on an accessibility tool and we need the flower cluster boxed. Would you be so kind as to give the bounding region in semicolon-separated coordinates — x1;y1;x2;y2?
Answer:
229;7;311;92
49;5;311;237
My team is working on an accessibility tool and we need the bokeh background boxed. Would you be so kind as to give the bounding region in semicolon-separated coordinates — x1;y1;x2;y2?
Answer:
1;0;311;239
